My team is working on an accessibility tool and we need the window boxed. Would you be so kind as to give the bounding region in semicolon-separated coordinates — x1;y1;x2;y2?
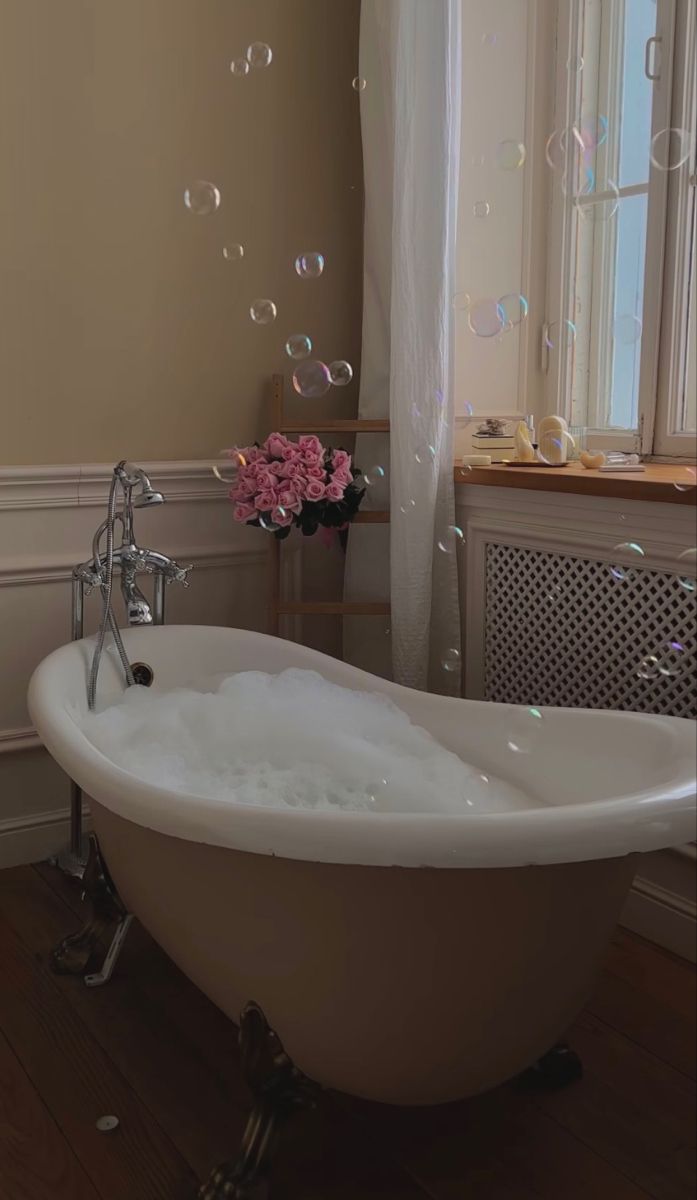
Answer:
545;0;697;456
454;0;697;460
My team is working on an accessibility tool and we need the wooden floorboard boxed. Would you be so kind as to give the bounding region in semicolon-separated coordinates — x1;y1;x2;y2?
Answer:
0;863;694;1200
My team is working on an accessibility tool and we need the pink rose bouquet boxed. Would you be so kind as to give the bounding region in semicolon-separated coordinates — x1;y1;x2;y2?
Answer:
226;433;365;541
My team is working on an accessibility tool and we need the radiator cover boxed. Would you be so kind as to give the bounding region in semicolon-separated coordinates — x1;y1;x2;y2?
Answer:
484;542;697;718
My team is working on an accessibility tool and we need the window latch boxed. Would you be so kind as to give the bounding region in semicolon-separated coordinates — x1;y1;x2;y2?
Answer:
644;35;662;82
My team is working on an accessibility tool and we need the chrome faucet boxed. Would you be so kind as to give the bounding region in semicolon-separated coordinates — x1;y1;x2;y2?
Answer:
75;462;191;628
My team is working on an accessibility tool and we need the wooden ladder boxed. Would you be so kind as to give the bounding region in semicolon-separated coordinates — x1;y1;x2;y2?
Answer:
268;373;390;637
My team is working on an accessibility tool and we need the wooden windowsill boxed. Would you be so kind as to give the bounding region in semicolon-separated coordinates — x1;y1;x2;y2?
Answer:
454;461;697;505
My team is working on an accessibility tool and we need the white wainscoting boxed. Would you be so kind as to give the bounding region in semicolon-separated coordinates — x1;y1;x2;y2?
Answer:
0;460;297;868
455;484;697;961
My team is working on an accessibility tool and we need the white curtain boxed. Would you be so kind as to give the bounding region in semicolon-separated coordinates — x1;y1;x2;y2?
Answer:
344;0;462;693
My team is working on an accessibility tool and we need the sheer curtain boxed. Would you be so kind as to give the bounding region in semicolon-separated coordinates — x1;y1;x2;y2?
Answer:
344;0;462;693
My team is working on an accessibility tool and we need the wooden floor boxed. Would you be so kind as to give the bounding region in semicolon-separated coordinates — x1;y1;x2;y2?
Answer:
0;864;694;1200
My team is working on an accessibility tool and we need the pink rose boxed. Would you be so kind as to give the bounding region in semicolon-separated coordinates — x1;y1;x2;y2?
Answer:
235;474;257;498
305;464;326;479
255;470;276;490
271;506;293;527
265;432;288;459
233;502;257;523
331;466;351;486
332;449;351;471
304;478;326;502
281;444;300;461
278;487;303;514
268;460;284;476
245;446;266;464
279;460;305;479
298;435;323;457
254;489;277;511
325;480;346;502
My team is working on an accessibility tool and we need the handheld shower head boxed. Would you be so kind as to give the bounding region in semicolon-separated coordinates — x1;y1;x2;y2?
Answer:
133;486;165;508
117;463;165;507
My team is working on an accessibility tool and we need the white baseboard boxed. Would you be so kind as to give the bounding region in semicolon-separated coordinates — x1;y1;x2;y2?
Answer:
621;876;697;963
0;806;91;871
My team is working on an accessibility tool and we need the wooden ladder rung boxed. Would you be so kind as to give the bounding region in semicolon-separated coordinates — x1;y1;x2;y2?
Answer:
275;601;391;617
278;419;390;434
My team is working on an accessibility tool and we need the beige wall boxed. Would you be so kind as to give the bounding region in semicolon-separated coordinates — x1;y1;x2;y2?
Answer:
0;0;363;465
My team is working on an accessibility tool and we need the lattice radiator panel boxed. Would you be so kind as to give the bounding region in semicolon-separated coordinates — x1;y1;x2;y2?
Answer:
484;543;697;717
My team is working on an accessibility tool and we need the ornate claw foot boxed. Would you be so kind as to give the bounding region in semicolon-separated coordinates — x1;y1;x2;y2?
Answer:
198;1002;319;1200
519;1042;583;1090
50;833;133;986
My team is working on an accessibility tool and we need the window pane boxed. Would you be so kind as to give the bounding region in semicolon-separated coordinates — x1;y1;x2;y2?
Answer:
616;0;656;189
679;185;697;432
610;192;648;428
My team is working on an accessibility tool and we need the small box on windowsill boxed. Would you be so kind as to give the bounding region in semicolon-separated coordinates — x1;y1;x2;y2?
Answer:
471;418;515;462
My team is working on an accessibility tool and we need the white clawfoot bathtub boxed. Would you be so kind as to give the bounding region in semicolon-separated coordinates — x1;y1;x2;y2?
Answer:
29;625;696;1105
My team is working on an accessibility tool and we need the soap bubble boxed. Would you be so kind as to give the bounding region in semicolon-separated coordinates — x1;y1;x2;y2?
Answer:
352;76;367;91
545;319;577;352
673;467;697;493
437;525;465;554
610;542;645;581
295;251;325;279
567;55;584;71
481;32;498;46
453;291;472;311
399;498;417;515
367;777;389;805
441;648;461;673
184;181;221;215
222;243;244;261
414;444;436;465
363;465;385;487
613;314;642;345
468;298;505;338
212;448;247;484
496;140;526;171
657;640;687;678
676;547;697;592
546;583;563;605
575;180;620;223
498;293;529;329
230;57;250;77
247;42;273;69
259;510;284;532
292;359;331;398
473;200;491;218
650;128;691;171
249;298;277;325
573;113;609;153
329;360;353;387
285;333;312;360
507;706;544;754
637;655;661;681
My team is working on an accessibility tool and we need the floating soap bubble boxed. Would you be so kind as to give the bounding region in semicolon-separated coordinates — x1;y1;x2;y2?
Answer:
363;464;385;487
352;76;367;91
496;140;526;171
507;707;544;754
673;468;697;493
453;291;471;311
184;181;221;216
222;244;244;261
610;542;645;581
498;293;529;329
546;583;563;605
545;319;577;352
285;333;312;360
573;113;609;153
367;777;389;806
612;314;642;345
545;130;567;173
567;55;584;71
414;444;436;465
259;510;284;532
650;128;691;171
473;200;491;218
637;654;661;681
230;57;250;77
295;251;325;279
463;400;475;418
329;360;353;387
441;647;461;673
437;525;465;554
250;298;277;325
481;32;498;46
399;498;417;515
657;640;687;678
247;42;273;69
575;179;620;223
468;298;505;338
212;448;246;485
292;359;331;398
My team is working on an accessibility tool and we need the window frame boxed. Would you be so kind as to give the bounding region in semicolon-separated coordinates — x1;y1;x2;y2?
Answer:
541;0;697;458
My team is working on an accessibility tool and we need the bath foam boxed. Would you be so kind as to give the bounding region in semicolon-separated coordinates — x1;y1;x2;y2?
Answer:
82;668;536;815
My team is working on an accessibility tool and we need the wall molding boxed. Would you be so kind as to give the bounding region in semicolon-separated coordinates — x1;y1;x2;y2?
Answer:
0;804;92;871
0;460;230;511
0;727;42;756
622;875;697;963
0;545;266;588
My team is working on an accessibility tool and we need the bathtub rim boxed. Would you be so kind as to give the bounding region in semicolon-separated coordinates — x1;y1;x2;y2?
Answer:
27;625;697;870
